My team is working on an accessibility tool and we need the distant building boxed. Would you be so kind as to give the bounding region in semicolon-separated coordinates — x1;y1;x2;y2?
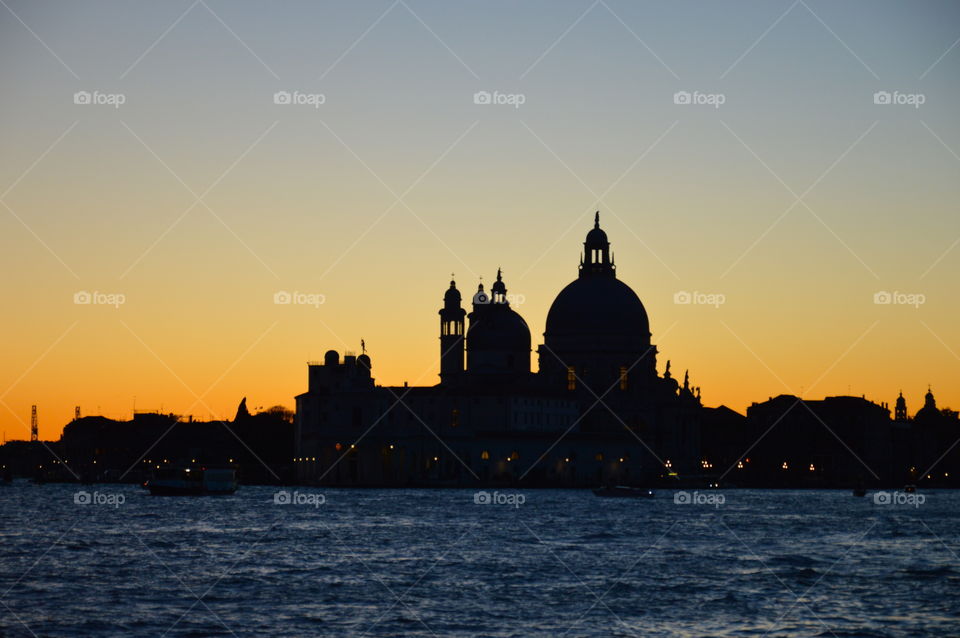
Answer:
742;395;895;486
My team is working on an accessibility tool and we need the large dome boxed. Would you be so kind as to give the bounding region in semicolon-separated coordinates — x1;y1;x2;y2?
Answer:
545;276;650;338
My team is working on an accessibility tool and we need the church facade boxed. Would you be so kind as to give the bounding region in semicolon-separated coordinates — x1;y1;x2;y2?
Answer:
294;214;703;486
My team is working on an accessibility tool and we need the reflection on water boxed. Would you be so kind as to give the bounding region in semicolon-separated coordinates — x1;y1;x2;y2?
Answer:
1;485;957;637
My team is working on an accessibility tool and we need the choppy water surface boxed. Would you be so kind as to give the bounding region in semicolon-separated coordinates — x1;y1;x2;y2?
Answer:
1;485;958;637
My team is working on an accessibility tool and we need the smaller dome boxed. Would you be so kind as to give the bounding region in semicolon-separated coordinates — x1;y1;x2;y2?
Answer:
467;306;530;351
585;226;608;245
324;350;339;366
444;280;461;303
357;354;371;370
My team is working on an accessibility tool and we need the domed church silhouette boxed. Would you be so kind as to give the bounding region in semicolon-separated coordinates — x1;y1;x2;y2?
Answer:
295;213;703;486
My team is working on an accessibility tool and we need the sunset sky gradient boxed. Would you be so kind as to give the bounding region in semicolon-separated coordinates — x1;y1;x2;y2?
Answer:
1;0;958;439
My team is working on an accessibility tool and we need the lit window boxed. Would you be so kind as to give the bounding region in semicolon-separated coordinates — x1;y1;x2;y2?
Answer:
595;453;603;461
481;450;490;460
567;366;576;391
619;366;628;391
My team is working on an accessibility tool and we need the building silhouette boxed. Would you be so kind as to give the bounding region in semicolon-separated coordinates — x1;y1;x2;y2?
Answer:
295;214;702;486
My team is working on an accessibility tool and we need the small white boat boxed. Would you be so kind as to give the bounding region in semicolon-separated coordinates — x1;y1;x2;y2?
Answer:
145;465;237;495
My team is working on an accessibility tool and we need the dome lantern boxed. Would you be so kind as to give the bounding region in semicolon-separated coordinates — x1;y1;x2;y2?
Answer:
581;211;613;276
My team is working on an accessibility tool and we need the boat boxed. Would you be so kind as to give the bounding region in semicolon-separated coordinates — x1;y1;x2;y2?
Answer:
592;485;654;498
904;484;917;494
145;465;238;495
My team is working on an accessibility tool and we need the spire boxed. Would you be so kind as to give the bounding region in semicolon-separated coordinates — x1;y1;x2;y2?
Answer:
895;390;908;421
683;370;689;391
664;360;672;379
594;210;600;228
491;267;507;303
924;385;936;409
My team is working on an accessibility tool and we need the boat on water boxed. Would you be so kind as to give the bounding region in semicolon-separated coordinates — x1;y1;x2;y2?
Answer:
904;484;917;494
145;465;238;495
592;485;654;498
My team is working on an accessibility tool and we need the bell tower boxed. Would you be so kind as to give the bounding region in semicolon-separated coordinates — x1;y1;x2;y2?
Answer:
439;277;465;383
894;391;908;422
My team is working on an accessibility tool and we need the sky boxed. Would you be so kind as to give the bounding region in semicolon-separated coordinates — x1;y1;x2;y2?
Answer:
1;0;958;440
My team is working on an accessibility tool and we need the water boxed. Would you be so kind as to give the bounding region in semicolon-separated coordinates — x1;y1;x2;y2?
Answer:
1;485;958;637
